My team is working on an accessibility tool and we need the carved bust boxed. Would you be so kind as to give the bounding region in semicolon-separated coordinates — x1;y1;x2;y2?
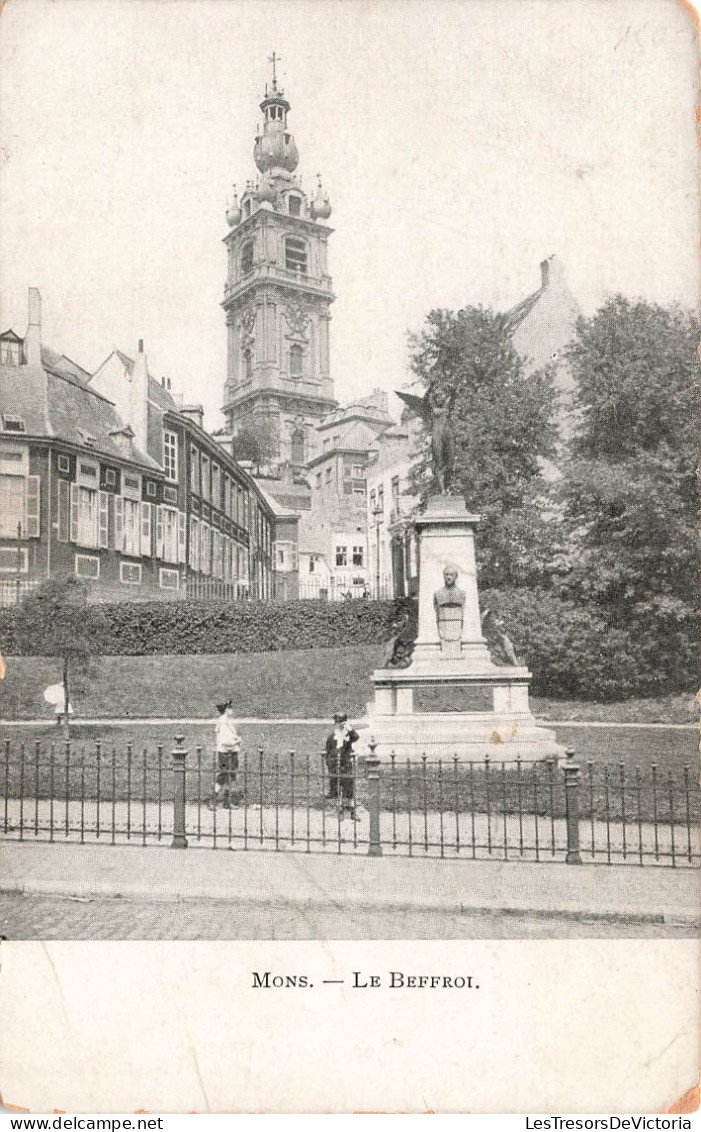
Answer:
433;565;466;656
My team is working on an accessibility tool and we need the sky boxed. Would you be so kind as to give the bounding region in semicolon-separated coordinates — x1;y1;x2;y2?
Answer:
0;0;697;430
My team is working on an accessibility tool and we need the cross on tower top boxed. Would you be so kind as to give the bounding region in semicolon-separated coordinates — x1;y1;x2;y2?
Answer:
268;50;280;88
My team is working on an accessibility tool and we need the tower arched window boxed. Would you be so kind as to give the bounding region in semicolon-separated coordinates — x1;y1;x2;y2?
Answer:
290;428;305;465
285;236;307;275
289;344;303;380
243;348;253;382
241;239;254;276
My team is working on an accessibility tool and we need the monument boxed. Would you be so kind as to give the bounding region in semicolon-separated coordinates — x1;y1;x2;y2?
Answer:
365;391;562;762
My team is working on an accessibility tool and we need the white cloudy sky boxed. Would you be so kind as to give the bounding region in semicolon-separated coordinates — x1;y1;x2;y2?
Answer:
0;0;697;429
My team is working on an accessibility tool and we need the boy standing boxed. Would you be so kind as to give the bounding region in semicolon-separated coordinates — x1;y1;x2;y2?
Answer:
208;700;242;810
324;711;360;820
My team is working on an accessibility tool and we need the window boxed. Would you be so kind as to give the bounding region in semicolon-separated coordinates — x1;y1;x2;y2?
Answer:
0;474;25;538
353;484;366;495
1;415;25;433
223;474;231;517
200;522;211;575
211;464;221;509
343;464;352;479
284;236;307;274
201;454;210;501
123;473;141;496
189;517;200;571
57;455;71;474
146;481;157;498
325;467;332;483
163;430;178;481
335;546;347;567
353;464;364;477
308;557;316;574
122;499;140;556
323;438;330;451
120;561;142;585
243;348;253;381
163;485;178;505
352;546;364;567
241;239;254;275
290;428;305;463
288;195;301;217
160;506;179;563
377;485;384;512
316;472;322;487
160;568;180;590
333;435;340;447
190;447;200;494
0;547;27;573
104;469;117;487
75;554;99;579
289;344;303;380
78;462;98;482
369;489;376;509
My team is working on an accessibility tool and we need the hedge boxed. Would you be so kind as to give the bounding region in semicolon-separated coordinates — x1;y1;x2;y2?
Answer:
0;598;413;657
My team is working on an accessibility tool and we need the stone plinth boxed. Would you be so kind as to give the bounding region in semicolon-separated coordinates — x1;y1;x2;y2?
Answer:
365;495;563;763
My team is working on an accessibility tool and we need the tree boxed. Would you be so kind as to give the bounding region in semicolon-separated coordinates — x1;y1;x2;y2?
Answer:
13;575;108;733
560;296;699;690
230;418;279;473
407;306;560;588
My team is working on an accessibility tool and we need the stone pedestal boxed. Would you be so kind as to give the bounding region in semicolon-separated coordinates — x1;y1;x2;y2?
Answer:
365;496;562;762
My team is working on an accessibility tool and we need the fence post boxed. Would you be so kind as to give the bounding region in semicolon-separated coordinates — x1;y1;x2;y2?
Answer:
563;747;582;865
366;738;382;857
171;734;188;849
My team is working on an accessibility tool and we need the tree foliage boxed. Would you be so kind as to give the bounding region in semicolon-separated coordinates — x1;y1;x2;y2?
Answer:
407;306;560;588
560;296;699;691
12;575;109;729
230;418;279;472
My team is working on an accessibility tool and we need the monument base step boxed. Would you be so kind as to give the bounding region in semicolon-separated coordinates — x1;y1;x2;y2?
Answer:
361;711;563;763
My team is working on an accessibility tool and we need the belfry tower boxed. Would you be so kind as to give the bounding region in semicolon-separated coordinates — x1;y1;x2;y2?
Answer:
221;56;336;467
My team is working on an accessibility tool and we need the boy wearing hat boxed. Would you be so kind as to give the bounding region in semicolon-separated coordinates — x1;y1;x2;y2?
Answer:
324;711;360;819
208;700;242;810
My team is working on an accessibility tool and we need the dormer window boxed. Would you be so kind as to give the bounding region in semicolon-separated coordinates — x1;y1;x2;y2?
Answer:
0;340;22;366
288;195;301;217
285;236;307;274
78;429;97;448
1;415;25;433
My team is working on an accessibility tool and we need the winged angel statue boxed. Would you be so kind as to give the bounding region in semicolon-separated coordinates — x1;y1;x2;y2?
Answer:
396;385;457;494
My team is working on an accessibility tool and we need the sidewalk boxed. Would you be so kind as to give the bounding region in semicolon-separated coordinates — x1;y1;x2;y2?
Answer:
1;838;698;926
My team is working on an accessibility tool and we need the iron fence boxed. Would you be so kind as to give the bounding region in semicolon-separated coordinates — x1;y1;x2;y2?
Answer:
0;736;698;866
0;579;42;608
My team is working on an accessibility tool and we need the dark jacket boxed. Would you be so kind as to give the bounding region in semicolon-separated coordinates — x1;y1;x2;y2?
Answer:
325;727;359;760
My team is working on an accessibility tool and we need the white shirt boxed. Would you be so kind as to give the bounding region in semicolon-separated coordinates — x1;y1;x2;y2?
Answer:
216;715;241;751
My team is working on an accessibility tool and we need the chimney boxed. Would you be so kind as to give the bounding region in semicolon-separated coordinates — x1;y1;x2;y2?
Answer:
540;255;565;289
128;340;149;455
24;287;42;367
167;378;171;391
179;405;204;430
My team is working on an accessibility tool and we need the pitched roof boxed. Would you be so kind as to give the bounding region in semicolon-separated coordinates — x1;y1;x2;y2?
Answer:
46;370;159;468
41;345;92;385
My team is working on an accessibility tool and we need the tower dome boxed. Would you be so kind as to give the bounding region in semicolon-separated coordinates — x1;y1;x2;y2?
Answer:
253;62;299;175
310;174;332;221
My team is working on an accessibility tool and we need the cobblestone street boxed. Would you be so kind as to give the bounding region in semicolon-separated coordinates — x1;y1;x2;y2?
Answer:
0;892;696;940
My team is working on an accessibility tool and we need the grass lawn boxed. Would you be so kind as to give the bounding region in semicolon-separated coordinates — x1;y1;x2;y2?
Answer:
0;652;698;724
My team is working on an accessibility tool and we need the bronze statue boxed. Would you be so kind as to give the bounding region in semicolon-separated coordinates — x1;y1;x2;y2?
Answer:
396;385;457;494
433;565;465;657
480;608;521;667
383;603;418;669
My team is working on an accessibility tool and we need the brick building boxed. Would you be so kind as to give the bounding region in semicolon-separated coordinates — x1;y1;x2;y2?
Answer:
0;289;275;603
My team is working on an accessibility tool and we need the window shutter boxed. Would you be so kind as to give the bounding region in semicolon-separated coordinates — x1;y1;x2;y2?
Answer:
154;505;163;559
140;501;152;557
114;496;124;551
177;511;186;564
98;491;109;549
57;479;69;543
25;475;40;537
70;484;80;544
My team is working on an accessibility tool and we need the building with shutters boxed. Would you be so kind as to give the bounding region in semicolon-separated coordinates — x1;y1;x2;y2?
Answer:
0;288;275;603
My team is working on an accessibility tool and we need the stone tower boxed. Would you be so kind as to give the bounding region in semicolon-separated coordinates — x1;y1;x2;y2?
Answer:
221;57;337;468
